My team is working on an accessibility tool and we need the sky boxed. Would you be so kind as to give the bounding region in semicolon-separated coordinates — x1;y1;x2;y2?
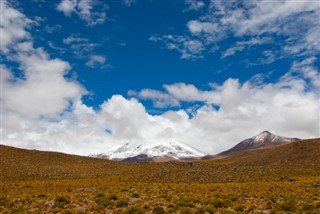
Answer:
1;0;320;156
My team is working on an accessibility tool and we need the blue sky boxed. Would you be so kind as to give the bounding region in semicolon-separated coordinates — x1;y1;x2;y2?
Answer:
1;0;320;155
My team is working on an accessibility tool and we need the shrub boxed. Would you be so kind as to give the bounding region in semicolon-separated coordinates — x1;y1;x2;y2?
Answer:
152;206;166;214
301;202;314;211
179;207;193;214
108;194;118;201
278;199;296;211
131;192;140;198
0;197;9;207
194;206;206;214
211;199;228;208
123;206;146;214
116;198;129;207
174;197;194;208
53;196;70;208
234;205;244;212
94;194;110;208
204;205;215;214
37;194;47;198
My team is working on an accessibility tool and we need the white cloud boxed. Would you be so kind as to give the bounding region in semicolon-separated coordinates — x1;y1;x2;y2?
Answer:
221;37;272;59
63;34;100;58
56;0;107;26
156;0;320;60
122;0;136;7
45;24;62;34
128;89;180;108
86;55;106;68
126;58;319;153
1;2;86;118
221;46;245;59
149;35;205;59
63;34;88;44
130;82;219;108
187;20;219;35
0;1;32;54
56;0;77;16
184;0;205;11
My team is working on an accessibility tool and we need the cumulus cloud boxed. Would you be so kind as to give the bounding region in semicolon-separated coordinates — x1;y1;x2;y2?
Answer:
128;59;319;152
0;1;32;54
56;0;107;26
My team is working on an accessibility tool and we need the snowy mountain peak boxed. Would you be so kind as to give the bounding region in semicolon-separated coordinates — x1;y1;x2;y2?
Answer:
219;131;300;156
252;131;295;144
92;141;207;161
253;130;273;142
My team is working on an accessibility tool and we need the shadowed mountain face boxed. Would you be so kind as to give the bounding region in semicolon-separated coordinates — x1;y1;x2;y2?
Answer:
218;131;300;156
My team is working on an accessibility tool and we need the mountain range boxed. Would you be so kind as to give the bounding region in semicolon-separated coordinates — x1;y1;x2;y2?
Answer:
91;131;300;162
90;141;207;162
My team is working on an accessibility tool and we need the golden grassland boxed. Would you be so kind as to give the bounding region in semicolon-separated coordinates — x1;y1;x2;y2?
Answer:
0;139;320;213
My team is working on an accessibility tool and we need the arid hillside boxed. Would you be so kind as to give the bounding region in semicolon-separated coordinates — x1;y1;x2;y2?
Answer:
211;138;320;166
1;138;319;182
0;145;130;180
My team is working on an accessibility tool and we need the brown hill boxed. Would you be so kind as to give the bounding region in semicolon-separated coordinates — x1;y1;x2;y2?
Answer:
213;138;320;166
0;145;130;180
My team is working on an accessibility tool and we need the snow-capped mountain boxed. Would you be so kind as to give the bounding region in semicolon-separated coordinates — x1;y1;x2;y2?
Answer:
218;131;300;156
91;141;207;162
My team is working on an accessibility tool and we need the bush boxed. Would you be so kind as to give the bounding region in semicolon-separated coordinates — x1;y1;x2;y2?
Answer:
123;206;146;214
152;206;166;214
278;199;296;211
53;196;70;208
174;197;194;208
194;206;206;214
211;199;228;208
179;207;193;214
131;192;140;198
0;197;9;207
37;194;47;198
116;198;129;207
94;194;110;208
108;193;118;201
301;202;314;211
